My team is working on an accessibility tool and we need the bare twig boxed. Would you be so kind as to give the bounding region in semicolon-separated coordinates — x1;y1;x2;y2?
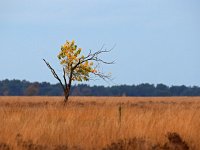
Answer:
43;59;65;91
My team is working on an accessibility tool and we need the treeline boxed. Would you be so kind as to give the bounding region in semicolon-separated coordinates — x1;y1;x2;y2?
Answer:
0;79;200;96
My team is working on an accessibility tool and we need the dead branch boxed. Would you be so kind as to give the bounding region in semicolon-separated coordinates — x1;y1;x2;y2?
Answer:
43;59;65;91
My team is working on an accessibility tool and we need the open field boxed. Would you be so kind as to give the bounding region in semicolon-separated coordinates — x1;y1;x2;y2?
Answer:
0;96;199;150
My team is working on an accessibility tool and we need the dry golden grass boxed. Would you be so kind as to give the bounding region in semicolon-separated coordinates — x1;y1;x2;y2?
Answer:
0;96;199;150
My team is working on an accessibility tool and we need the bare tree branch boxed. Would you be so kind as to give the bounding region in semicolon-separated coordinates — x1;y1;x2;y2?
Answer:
80;47;114;66
70;46;115;82
43;59;65;91
63;68;67;88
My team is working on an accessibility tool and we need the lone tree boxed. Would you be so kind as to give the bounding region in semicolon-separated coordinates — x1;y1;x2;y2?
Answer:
44;40;113;102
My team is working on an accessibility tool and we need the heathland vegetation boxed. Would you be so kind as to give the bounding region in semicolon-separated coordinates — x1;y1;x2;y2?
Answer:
0;96;198;150
0;79;200;96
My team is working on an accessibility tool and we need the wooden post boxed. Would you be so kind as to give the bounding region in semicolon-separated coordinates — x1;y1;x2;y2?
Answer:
118;104;122;125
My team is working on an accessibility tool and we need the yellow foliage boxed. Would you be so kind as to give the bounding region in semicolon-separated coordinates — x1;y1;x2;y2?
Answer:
57;40;97;82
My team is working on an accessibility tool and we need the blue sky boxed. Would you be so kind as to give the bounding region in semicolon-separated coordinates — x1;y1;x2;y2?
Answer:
0;0;200;86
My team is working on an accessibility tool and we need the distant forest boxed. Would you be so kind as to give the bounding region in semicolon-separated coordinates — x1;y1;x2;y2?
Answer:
0;79;200;96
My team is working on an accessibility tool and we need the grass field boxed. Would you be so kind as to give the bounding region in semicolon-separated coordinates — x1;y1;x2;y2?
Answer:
0;96;199;150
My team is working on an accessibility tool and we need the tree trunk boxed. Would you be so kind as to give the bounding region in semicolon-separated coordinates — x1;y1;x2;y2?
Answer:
63;71;72;103
64;90;69;103
64;85;71;103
